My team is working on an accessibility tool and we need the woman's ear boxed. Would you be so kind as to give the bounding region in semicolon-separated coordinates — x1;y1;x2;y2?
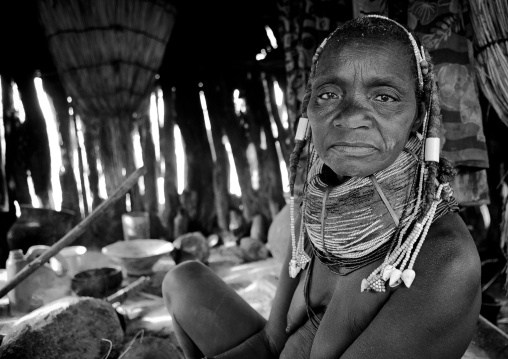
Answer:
411;101;426;134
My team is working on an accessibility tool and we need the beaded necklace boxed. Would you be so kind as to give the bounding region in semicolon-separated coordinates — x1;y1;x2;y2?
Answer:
304;137;421;275
290;136;457;292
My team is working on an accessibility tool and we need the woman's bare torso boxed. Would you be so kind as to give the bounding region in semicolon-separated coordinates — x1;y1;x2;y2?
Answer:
281;256;391;358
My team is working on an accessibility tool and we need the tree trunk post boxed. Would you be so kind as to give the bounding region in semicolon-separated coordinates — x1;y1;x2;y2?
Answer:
216;77;259;221
160;85;180;240
173;82;215;234
138;115;158;215
83;124;102;209
204;83;231;233
244;70;286;219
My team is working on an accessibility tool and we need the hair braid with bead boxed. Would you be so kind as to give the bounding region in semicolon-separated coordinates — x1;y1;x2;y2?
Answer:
418;48;456;217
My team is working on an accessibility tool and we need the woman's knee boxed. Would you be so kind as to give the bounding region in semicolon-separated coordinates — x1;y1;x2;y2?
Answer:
162;260;209;307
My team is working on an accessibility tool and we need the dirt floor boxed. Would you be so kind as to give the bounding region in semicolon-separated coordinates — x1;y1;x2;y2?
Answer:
1;246;507;358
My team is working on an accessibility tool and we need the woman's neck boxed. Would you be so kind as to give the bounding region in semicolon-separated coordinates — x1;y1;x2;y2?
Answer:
335;175;351;186
320;165;351;186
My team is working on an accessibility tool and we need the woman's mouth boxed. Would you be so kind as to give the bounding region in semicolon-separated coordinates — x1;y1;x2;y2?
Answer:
329;144;378;156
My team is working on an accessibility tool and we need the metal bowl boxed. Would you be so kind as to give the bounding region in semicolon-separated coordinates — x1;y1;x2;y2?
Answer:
101;239;174;276
71;265;123;298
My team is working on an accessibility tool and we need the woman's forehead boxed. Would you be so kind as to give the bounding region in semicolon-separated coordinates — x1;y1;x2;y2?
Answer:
314;40;415;85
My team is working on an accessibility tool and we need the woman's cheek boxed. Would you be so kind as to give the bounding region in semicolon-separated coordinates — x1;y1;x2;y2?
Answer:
385;138;397;152
310;128;326;156
372;103;401;118
309;105;335;124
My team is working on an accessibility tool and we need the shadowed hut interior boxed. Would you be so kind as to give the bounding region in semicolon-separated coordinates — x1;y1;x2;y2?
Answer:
0;0;507;358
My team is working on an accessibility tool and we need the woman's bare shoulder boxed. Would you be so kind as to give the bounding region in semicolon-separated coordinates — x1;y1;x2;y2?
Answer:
338;212;482;358
405;211;482;326
420;211;481;287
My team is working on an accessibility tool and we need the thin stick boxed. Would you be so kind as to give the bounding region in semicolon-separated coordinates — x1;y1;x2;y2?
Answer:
106;275;150;304
0;166;146;299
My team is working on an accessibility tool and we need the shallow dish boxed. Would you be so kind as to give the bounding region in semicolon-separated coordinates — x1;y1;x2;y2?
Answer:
71;265;123;298
102;239;174;276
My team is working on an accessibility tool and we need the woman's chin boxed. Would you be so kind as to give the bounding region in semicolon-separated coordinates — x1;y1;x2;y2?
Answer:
326;163;377;179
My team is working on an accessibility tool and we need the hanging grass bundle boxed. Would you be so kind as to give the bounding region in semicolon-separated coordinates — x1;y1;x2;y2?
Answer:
38;0;176;196
468;0;508;126
38;0;176;121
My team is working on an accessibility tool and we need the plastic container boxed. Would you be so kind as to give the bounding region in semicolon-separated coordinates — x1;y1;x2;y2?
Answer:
60;245;87;277
121;212;150;241
6;249;31;315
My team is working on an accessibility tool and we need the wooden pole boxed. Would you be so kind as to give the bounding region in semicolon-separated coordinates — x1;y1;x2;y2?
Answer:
0;166;146;299
160;86;180;240
203;83;231;232
174;82;216;233
83;126;101;209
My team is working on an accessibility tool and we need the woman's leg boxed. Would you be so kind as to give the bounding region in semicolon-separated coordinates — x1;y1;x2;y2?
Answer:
162;261;267;358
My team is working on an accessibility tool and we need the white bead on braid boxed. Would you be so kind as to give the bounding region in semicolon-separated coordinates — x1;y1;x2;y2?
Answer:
425;138;440;162
295;117;308;141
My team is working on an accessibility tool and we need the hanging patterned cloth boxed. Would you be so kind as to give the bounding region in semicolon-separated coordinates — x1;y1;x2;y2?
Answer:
407;0;490;206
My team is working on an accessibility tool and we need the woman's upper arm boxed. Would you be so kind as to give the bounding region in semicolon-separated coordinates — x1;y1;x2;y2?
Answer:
339;215;482;359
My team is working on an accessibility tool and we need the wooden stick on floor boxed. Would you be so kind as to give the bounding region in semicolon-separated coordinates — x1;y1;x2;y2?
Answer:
0;166;147;299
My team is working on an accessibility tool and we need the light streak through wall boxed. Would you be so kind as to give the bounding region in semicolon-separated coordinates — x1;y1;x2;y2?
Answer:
35;77;63;210
0;76;8;211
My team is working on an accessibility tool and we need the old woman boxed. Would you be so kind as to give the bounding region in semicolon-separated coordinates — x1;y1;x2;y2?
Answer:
162;15;481;359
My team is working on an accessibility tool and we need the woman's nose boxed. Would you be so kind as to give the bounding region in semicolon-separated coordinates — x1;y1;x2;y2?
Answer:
333;97;372;129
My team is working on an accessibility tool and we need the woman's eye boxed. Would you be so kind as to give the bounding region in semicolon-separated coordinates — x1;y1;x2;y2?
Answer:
317;92;338;101
374;94;396;102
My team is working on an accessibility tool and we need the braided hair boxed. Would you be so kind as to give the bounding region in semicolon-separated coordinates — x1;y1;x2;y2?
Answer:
288;16;456;220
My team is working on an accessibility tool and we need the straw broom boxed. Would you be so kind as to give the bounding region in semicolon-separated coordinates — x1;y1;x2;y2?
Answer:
468;0;508;126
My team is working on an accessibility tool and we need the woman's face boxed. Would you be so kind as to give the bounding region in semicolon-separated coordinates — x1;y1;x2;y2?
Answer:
307;40;419;179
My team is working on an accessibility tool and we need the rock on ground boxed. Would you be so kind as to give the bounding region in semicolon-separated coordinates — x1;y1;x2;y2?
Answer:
173;232;210;262
0;296;124;359
239;237;269;262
